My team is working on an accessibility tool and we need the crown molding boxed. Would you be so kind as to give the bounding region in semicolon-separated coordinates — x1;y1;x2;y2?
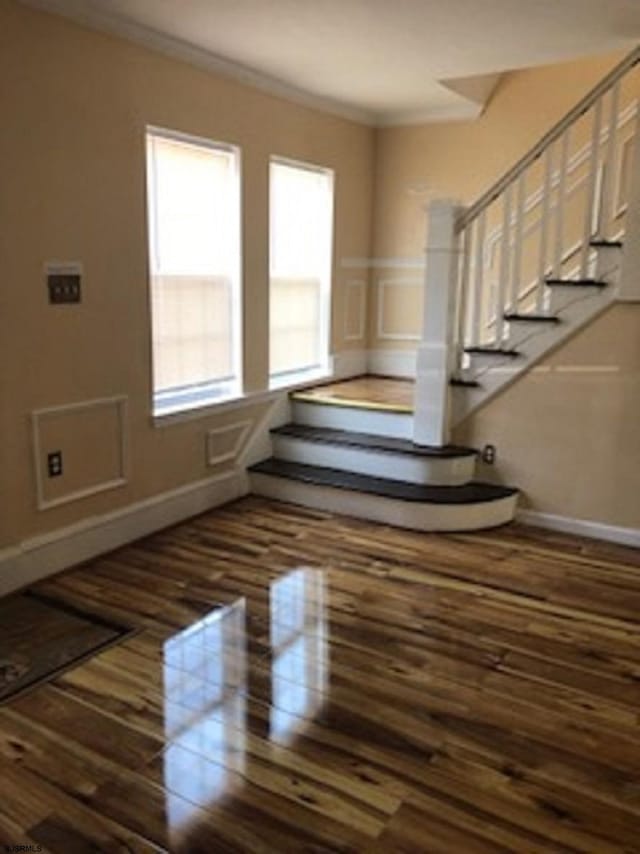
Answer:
375;100;484;127
19;0;495;128
18;0;376;126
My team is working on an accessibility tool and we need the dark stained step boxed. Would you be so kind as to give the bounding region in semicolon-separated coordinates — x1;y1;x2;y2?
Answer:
545;278;607;288
590;239;623;249
464;347;520;357
450;377;480;388
271;423;477;458
504;313;560;323
250;459;517;504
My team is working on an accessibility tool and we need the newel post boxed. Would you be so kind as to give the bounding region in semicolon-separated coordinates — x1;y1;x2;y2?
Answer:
413;199;463;447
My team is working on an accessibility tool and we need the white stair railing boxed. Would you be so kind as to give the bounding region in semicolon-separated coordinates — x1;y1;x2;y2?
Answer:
414;46;640;447
455;46;640;355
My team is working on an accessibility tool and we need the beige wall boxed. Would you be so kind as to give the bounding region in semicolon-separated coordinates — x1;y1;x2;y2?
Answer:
371;50;640;531
455;305;640;530
371;51;628;351
0;0;375;549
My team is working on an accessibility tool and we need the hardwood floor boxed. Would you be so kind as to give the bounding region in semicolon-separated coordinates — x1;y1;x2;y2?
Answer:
292;376;415;412
1;496;640;852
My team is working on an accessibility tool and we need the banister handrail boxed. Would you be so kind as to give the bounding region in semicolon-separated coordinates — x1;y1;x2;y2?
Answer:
457;44;640;231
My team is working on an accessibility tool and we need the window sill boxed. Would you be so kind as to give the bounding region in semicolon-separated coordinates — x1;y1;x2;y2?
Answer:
269;364;331;391
152;364;333;428
153;388;273;427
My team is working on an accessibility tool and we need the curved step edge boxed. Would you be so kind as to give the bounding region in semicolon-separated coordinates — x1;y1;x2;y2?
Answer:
271;433;477;486
250;467;518;532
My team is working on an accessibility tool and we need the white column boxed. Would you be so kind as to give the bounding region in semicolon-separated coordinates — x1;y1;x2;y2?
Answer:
619;110;640;302
413;199;462;447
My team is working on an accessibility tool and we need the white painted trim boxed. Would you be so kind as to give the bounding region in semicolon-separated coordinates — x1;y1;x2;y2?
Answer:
377;278;422;341
517;509;640;549
344;280;366;341
479;102;637;281
153;380;308;428
237;394;289;469
18;0;373;126
331;349;368;380
206;420;252;466
32;395;129;511
292;399;413;439
251;472;518;532
341;257;425;271
367;348;417;378
272;434;476;486
0;470;248;597
374;101;485;127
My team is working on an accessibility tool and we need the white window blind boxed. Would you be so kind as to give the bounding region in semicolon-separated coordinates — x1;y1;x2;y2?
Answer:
146;131;241;414
269;160;334;379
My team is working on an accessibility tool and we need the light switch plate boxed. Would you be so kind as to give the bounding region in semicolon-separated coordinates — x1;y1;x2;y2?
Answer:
45;262;83;304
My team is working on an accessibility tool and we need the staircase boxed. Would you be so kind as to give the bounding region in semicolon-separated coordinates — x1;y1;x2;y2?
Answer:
249;392;518;531
446;47;640;424
250;46;640;533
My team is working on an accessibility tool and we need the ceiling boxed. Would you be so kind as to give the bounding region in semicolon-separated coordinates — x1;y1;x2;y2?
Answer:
23;0;640;125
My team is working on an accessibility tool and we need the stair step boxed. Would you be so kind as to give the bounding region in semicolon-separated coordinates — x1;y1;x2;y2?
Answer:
291;388;412;413
272;423;477;458
464;347;520;358
450;377;481;388
291;397;413;439
250;458;517;505
589;239;623;249
504;313;560;324
545;278;607;288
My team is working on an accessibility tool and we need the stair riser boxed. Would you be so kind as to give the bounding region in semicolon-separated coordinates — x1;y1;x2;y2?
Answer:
272;435;476;486
291;400;413;439
250;473;518;532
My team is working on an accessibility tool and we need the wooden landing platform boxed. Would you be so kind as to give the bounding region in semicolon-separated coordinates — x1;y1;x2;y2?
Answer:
292;375;415;412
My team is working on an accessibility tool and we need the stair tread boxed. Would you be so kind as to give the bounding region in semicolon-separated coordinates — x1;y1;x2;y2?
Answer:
272;423;477;458
504;313;560;323
545;278;607;287
465;347;520;357
590;239;623;248
250;459;517;504
450;377;481;388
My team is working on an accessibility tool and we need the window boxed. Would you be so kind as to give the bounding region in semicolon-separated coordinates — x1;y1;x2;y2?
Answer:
146;129;241;415
269;159;334;383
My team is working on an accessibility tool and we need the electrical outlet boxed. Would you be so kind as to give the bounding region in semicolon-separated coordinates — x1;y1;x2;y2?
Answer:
47;451;63;478
481;444;496;465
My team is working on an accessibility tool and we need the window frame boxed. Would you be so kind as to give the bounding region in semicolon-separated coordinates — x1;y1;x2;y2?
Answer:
145;125;243;418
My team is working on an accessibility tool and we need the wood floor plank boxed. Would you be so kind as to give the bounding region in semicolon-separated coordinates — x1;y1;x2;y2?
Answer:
0;495;639;851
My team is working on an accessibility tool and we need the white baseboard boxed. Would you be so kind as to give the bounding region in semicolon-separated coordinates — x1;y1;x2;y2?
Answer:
517;509;640;548
0;469;248;597
332;349;368;379
367;348;417;378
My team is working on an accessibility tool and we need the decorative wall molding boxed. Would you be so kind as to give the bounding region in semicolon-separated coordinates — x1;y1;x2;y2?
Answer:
238;394;290;469
344;279;366;341
518;509;640;548
32;395;129;511
376;278;422;341
332;348;368;379
482;101;638;264
206;420;252;466
341;257;425;270
0;470;247;597
367;348;417;378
